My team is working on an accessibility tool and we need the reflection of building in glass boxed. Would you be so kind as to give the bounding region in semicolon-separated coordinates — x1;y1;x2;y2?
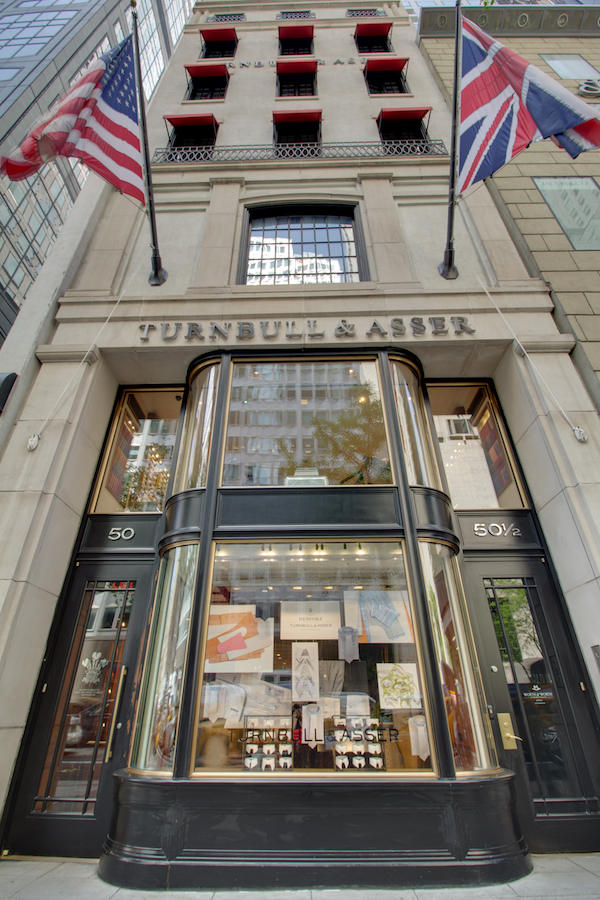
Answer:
246;213;359;284
0;0;191;340
223;361;389;485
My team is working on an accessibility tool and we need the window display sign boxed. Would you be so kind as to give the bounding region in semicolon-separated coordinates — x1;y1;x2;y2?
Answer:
377;662;421;709
280;600;341;639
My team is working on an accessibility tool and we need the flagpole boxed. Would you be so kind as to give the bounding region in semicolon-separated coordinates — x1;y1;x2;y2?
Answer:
131;0;167;285
439;0;462;279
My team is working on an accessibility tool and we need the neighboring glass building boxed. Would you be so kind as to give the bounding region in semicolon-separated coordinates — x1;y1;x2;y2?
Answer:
0;0;192;340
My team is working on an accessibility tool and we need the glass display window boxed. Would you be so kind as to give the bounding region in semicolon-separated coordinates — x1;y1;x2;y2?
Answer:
194;541;434;774
93;389;182;513
222;359;393;487
419;542;495;772
131;543;199;771
427;383;526;509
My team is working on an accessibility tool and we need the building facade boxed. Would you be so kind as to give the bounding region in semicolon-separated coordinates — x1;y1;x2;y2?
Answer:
0;0;599;889
0;0;192;343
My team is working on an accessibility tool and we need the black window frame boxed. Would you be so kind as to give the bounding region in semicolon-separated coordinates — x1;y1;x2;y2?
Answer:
187;71;229;100
168;120;219;150
277;69;316;97
279;35;314;55
378;113;429;143
364;65;408;94
273;117;322;156
355;31;392;53
201;38;238;59
237;203;370;285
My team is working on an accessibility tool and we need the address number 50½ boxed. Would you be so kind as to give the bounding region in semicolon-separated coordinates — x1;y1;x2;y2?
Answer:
108;527;135;541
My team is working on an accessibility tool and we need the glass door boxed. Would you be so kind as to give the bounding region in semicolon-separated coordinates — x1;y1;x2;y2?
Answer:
463;555;600;849
6;560;153;857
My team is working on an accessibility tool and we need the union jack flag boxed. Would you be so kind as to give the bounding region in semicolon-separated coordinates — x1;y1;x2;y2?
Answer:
459;18;600;193
1;36;145;205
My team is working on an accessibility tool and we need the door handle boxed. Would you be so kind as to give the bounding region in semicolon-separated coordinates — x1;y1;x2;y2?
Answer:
105;665;128;762
497;712;523;750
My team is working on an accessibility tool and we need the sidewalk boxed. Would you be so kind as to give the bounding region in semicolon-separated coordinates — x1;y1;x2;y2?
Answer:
1;854;600;900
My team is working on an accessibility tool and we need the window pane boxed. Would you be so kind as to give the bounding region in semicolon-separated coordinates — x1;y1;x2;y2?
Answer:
419;543;495;771
428;384;525;509
174;364;219;491
222;359;392;486
541;54;600;80
390;360;441;488
94;390;181;513
246;212;360;285
195;541;433;773
534;177;600;251
131;544;198;771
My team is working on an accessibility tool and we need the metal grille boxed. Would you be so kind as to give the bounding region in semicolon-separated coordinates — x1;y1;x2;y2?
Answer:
206;12;245;21
346;8;387;15
277;9;315;18
153;139;447;163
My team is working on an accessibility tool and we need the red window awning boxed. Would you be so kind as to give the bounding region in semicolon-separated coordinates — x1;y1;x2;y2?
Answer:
355;21;392;37
273;109;322;123
276;59;317;75
164;113;219;128
200;27;237;42
377;107;431;124
365;57;408;72
185;63;228;78
278;24;314;39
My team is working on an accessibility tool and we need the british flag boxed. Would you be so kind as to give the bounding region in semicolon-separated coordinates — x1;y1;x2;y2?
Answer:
459;18;600;193
1;36;145;205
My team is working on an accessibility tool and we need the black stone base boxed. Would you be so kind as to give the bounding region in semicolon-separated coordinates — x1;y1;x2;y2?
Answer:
98;770;532;890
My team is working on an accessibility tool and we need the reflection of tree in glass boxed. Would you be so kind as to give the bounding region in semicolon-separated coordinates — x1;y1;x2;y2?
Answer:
490;586;543;679
280;383;390;484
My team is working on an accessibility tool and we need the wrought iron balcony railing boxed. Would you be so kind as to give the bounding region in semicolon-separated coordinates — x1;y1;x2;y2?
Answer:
206;12;246;21
153;139;448;164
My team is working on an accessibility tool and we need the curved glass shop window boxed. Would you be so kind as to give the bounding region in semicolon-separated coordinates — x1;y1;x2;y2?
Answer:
428;383;525;509
174;362;220;492
194;541;434;773
222;359;392;486
390;359;441;488
93;390;182;513
419;542;495;771
131;542;199;771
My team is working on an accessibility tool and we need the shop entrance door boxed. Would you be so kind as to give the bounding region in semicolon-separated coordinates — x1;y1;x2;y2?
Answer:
463;555;600;851
5;560;153;858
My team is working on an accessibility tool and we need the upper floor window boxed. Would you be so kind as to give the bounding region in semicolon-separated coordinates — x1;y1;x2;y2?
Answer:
377;107;431;148
541;54;600;80
279;23;314;55
534;176;600;251
277;59;317;96
164;113;219;155
355;21;392;54
185;63;229;99
243;206;366;286
92;390;182;513
273;110;321;157
365;58;408;94
200;26;237;58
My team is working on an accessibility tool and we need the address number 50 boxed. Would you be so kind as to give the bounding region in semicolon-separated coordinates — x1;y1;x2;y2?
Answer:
108;527;135;541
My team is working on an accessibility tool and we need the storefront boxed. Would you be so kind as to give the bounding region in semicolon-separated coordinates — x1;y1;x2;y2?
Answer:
5;348;599;889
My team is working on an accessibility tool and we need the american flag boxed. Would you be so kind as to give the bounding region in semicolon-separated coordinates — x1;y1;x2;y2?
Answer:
1;36;145;205
459;18;600;193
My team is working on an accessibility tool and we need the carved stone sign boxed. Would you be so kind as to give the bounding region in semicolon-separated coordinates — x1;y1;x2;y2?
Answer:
138;315;476;343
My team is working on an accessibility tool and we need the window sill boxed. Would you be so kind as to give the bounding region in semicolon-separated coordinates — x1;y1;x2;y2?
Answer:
182;98;226;104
